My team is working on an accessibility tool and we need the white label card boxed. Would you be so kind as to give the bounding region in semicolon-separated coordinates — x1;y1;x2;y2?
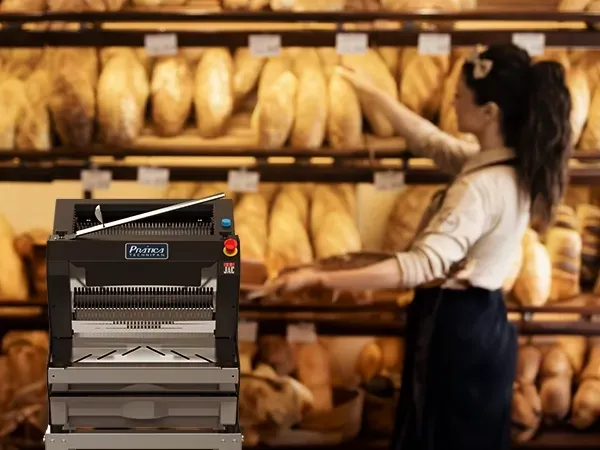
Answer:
417;33;451;55
227;169;260;193
238;321;259;342
374;171;405;191
81;169;112;190
249;34;281;57
286;323;318;343
144;33;178;57
335;33;368;55
512;33;545;56
137;166;170;188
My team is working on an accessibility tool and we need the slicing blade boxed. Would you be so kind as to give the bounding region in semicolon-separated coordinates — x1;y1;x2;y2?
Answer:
68;192;225;239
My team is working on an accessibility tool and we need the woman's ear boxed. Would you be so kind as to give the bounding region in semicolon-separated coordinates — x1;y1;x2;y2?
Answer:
482;101;500;122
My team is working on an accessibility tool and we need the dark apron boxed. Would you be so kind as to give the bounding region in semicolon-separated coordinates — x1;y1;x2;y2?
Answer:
390;159;519;450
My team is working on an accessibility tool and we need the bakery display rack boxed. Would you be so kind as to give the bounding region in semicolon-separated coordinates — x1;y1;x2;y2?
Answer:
2;4;600;450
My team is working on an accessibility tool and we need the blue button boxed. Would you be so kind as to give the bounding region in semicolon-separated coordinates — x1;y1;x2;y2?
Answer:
221;218;231;228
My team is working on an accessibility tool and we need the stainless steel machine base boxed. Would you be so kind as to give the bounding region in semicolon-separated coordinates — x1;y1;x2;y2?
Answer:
44;431;243;450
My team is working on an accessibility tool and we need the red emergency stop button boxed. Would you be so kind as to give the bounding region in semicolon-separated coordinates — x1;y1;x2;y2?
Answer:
223;238;238;257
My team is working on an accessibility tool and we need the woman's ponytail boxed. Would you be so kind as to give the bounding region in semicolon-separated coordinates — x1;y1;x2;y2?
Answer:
516;61;572;228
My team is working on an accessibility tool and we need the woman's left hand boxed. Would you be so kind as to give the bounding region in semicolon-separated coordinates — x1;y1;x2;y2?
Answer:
249;268;325;300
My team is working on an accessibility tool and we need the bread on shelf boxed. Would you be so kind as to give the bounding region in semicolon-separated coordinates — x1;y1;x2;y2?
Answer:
545;216;582;302
48;46;97;148
511;345;543;443
150;55;194;137
572;339;600;429
539;337;586;425
290;49;328;149
513;229;552;307
194;48;234;138
97;49;149;145
342;50;397;138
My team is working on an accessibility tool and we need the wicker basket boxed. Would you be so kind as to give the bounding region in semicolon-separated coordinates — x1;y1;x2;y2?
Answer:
261;387;364;446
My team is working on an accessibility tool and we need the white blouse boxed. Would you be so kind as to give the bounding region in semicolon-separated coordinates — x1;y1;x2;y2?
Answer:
396;123;531;291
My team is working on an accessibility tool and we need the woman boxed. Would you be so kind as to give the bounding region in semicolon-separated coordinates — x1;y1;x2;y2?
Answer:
253;43;572;449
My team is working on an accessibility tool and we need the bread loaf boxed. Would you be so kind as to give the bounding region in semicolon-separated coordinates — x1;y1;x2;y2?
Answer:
258;57;292;99
439;55;477;143
97;50;149;145
233;48;266;103
381;0;461;9
439;57;465;137
580;84;600;150
342;50;397;137
0;75;26;149
48;48;97;147
271;0;345;10
385;186;440;252
224;0;250;7
513;229;551;307
49;0;127;10
0;47;45;82
378;47;400;76
580;204;600;283
235;193;269;261
545;226;581;301
16;69;52;151
539;344;575;424
327;71;363;149
400;51;450;122
503;244;523;294
194;48;234;138
294;342;333;412
291;49;328;149
310;185;360;258
0;214;28;301
5;337;47;389
151;56;193;137
511;345;542;443
13;229;48;298
356;341;383;382
257;71;298;148
1;0;46;11
572;340;600;429
310;184;356;234
313;210;362;259
266;186;313;277
566;67;591;145
320;336;375;387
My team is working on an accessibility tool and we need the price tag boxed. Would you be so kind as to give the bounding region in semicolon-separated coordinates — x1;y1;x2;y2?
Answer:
249;34;281;57
418;33;451;55
374;171;405;191
81;169;112;190
335;33;368;55
144;33;178;57
137;166;170;188
227;169;260;193
238;321;258;342
286;323;318;343
512;33;545;56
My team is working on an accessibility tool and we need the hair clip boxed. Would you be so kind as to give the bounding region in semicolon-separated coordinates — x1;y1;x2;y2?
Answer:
466;48;493;80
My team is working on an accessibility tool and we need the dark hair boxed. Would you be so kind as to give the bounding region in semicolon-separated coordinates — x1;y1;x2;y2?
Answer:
462;43;573;228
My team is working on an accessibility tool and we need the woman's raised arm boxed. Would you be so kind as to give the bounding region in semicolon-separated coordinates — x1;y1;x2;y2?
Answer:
336;67;480;175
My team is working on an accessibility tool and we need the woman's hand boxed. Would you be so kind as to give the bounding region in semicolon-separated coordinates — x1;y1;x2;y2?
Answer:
249;268;325;300
335;66;379;97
